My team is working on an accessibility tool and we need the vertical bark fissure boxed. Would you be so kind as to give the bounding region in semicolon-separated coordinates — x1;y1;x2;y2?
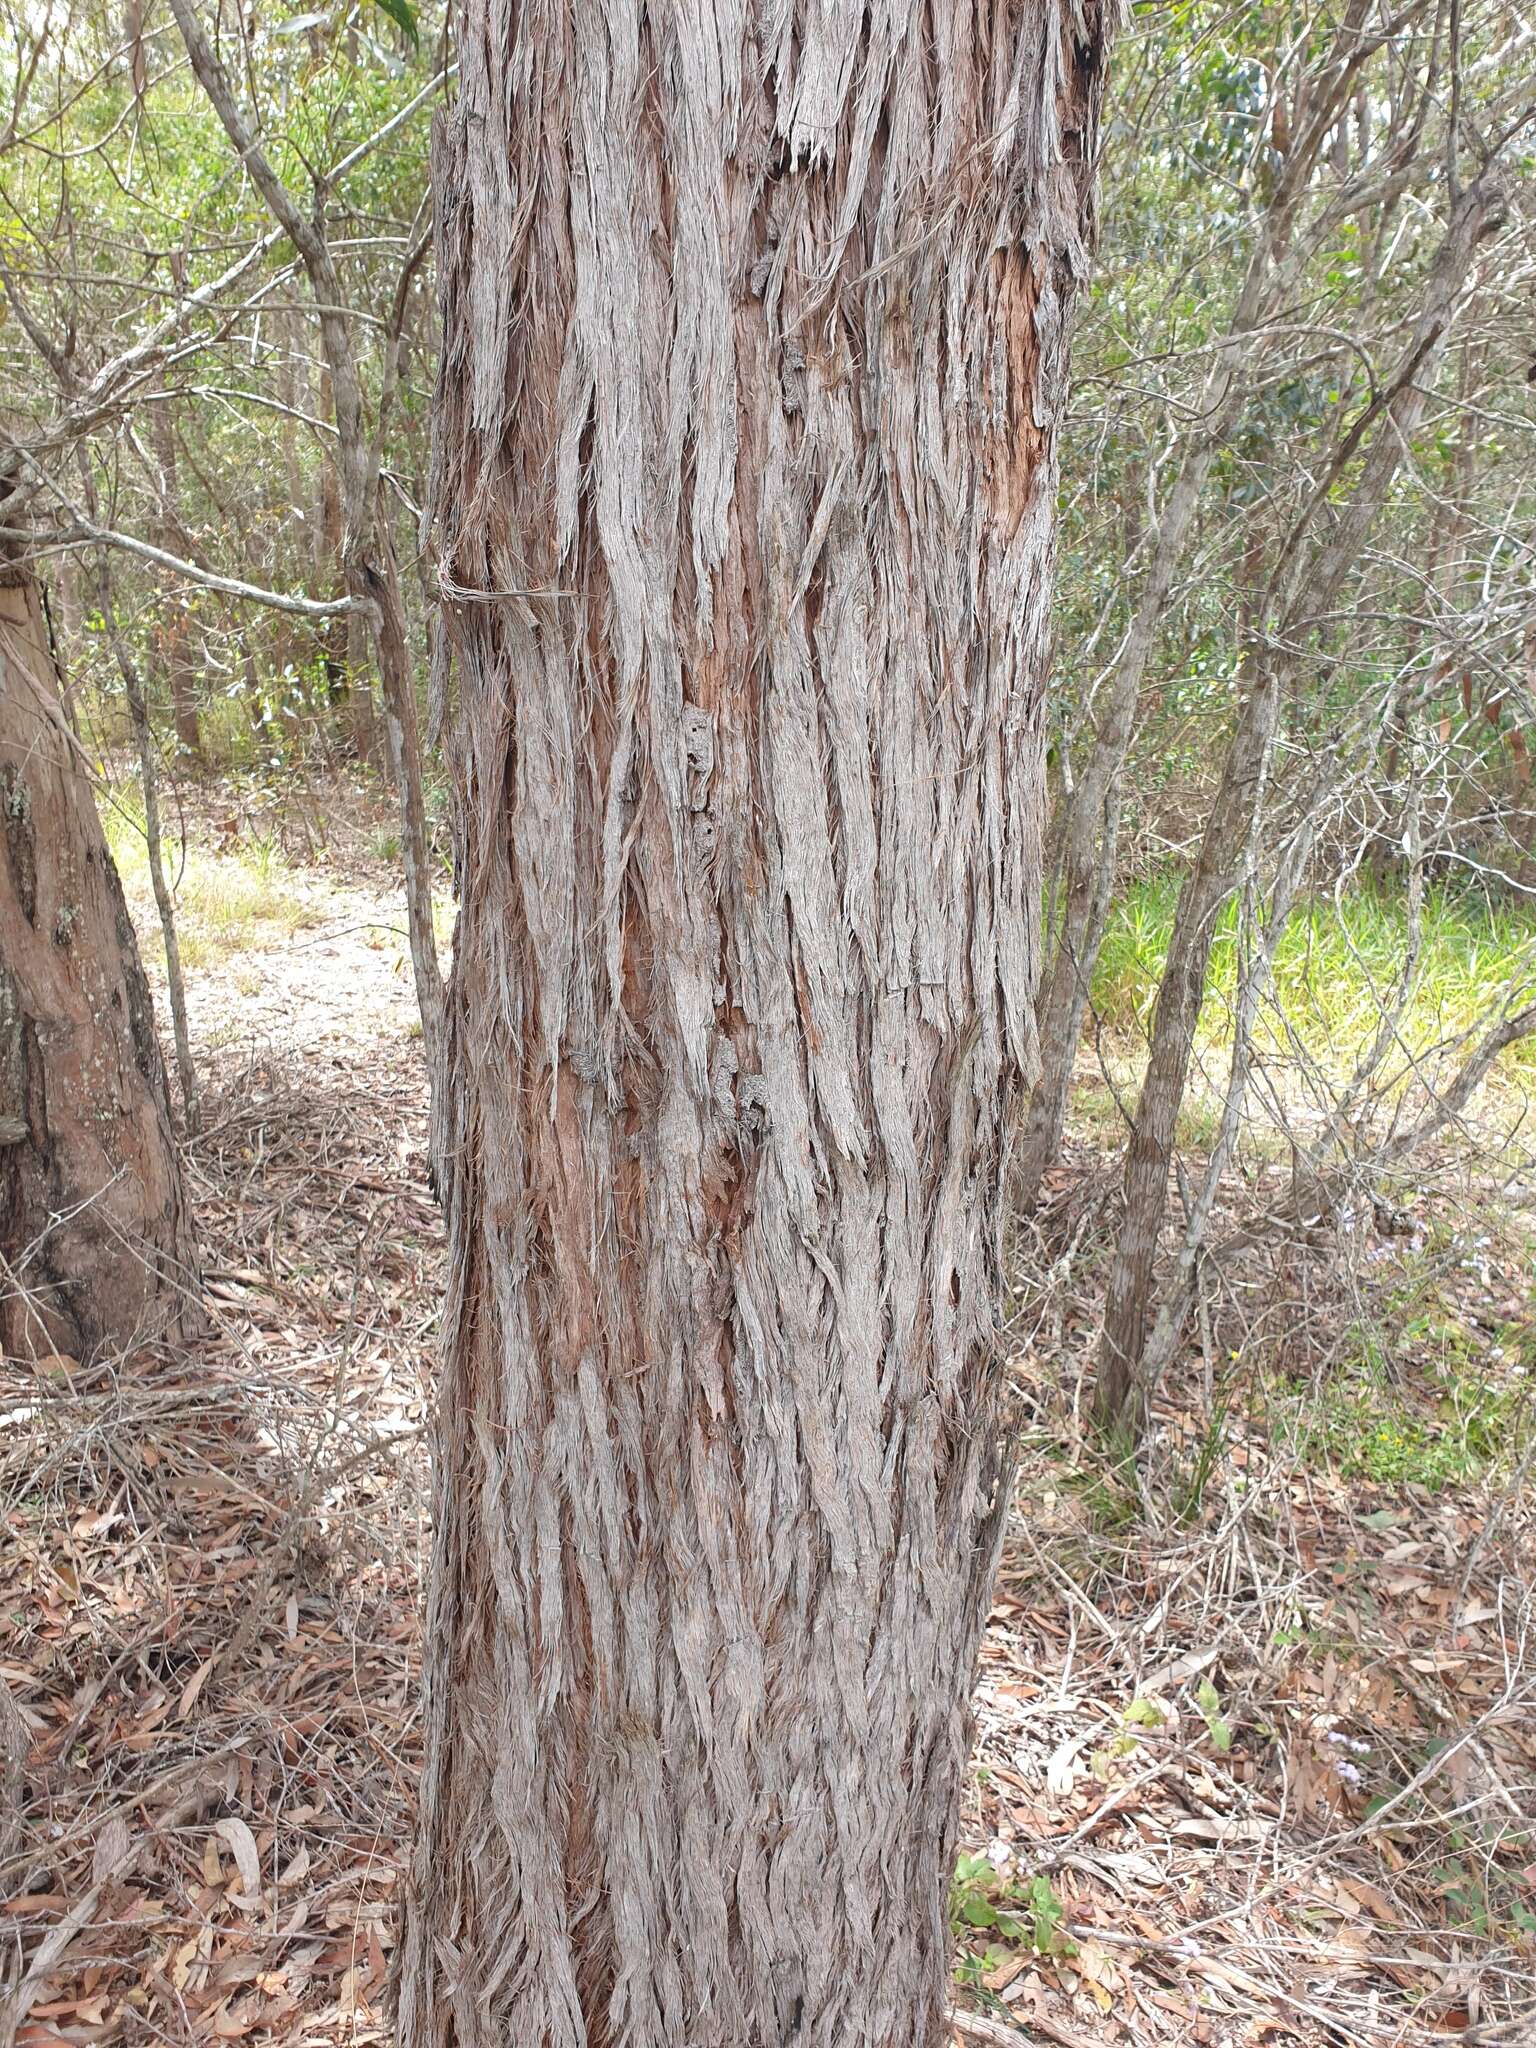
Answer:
94;555;199;1131
399;5;1107;2046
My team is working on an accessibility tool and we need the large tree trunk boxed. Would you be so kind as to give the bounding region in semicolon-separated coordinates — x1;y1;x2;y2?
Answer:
0;560;199;1360
398;5;1106;2046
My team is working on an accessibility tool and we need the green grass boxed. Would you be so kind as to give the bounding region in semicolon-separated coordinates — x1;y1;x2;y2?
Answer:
103;795;322;969
195;694;264;770
1265;1305;1533;1491
1275;1373;1493;1489
1093;873;1536;1084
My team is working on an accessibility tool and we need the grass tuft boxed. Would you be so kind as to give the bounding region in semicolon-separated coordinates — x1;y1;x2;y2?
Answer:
1093;874;1536;1083
1264;1300;1533;1492
102;795;322;968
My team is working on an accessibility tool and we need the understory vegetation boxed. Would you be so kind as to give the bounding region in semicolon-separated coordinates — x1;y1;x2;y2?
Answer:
1097;876;1536;1078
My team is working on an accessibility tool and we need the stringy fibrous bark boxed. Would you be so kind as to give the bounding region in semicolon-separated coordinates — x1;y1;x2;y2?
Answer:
400;5;1108;2044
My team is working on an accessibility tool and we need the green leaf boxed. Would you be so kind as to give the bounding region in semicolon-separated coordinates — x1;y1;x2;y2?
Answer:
1022;1872;1076;1955
1196;1676;1233;1753
368;0;419;46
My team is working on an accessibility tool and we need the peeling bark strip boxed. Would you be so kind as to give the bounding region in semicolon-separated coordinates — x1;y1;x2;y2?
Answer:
401;5;1108;2046
0;561;199;1360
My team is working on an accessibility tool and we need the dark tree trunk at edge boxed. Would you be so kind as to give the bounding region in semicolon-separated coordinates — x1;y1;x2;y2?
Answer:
0;559;200;1360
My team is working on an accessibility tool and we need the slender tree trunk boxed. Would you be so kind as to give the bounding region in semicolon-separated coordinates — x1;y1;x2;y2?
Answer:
1093;172;1506;1435
167;0;445;1118
314;373;375;762
1135;707;1323;1407
396;5;1107;2046
150;407;202;760
1093;644;1284;1432
1017;23;1387;1207
371;521;442;1150
0;555;199;1360
166;633;202;762
96;557;199;1130
345;604;377;763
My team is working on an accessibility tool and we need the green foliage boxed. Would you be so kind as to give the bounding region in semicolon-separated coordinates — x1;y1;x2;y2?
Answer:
950;1856;1077;1961
1266;1323;1532;1492
1106;1695;1164;1758
1195;1677;1233;1754
0;0;446;782
368;0;420;45
1054;0;1536;959
1172;1404;1229;1525
1421;1827;1536;1944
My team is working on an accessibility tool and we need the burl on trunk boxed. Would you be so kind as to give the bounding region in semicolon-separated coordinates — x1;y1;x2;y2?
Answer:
400;4;1107;2044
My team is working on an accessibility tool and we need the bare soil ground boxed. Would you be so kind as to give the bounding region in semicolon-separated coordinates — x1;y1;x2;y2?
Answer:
3;798;1533;2048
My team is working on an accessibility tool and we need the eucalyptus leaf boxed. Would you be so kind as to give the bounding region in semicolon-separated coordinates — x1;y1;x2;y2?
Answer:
368;0;419;47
